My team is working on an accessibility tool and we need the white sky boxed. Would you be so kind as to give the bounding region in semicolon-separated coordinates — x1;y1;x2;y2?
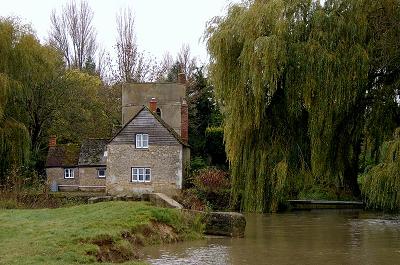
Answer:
1;0;241;65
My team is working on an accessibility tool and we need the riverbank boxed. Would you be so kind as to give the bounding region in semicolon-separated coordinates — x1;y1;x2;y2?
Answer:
0;201;204;264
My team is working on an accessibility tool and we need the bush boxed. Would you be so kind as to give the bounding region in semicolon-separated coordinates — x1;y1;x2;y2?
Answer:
195;168;230;193
190;156;208;172
175;189;207;211
193;168;231;210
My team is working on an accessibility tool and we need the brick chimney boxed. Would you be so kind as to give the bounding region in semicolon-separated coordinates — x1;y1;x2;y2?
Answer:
181;99;188;143
149;97;157;112
177;72;186;84
49;135;57;147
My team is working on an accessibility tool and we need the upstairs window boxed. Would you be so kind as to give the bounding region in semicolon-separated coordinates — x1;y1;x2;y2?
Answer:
64;168;74;179
136;134;149;149
131;167;151;182
97;168;106;178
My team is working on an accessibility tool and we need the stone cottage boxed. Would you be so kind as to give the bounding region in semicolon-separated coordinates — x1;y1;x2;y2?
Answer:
46;77;189;195
106;78;190;196
46;138;108;192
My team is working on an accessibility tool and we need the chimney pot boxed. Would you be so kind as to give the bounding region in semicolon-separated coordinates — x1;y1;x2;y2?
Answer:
149;97;157;112
49;135;57;147
177;73;186;84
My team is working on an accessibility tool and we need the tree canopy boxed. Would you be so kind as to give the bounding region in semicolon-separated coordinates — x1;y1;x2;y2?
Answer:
0;18;48;180
0;17;119;183
207;0;400;211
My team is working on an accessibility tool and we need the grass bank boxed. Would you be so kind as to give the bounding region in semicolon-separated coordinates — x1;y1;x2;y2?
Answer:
0;191;105;209
0;201;204;264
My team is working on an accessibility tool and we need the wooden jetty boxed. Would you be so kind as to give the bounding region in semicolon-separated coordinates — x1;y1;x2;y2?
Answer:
288;200;364;210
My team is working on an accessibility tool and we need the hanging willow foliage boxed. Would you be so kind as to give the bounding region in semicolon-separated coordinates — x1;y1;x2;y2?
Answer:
0;18;32;181
207;0;400;211
360;128;400;211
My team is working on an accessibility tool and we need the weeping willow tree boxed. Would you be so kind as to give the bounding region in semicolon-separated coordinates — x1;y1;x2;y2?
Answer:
207;0;400;211
360;128;400;211
0;18;31;181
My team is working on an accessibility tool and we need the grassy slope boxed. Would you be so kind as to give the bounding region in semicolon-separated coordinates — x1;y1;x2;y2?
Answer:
0;201;202;265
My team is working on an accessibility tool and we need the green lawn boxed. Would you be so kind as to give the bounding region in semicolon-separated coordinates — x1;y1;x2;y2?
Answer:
0;201;203;264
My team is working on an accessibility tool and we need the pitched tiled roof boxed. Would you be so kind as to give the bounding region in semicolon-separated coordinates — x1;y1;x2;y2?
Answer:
109;105;189;147
46;144;80;168
78;139;108;166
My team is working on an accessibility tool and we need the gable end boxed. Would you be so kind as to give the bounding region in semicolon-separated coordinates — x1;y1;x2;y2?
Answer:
109;108;181;146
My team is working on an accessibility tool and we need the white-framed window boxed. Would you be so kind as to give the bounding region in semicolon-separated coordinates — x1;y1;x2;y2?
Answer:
131;167;151;182
97;168;106;178
64;168;74;179
136;134;149;149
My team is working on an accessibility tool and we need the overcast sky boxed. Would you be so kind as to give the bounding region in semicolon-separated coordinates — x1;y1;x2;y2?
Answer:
1;0;241;64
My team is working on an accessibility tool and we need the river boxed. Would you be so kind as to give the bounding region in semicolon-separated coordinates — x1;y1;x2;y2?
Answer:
145;209;400;265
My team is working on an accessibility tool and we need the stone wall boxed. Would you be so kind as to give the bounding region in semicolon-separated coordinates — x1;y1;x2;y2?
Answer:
78;167;106;187
107;144;183;196
122;83;186;135
183;146;190;170
46;167;107;192
46;167;79;191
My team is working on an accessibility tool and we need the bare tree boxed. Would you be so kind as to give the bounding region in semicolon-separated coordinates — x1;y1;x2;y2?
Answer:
152;45;197;82
49;0;97;70
177;44;197;80
96;47;116;85
115;8;152;82
150;52;174;81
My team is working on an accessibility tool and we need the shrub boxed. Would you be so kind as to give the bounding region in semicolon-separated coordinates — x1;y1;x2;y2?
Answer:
195;168;230;192
193;168;231;210
175;189;207;211
190;156;208;172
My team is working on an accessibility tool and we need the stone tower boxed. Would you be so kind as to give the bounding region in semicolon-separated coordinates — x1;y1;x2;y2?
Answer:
121;77;188;142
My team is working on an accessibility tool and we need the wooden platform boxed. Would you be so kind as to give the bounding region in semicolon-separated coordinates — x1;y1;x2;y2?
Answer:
288;200;364;210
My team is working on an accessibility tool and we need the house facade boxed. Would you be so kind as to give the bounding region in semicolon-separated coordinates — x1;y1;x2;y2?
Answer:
46;138;107;192
107;106;190;196
46;78;189;195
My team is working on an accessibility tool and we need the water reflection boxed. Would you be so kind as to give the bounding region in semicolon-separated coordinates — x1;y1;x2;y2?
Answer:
148;243;229;265
145;210;400;265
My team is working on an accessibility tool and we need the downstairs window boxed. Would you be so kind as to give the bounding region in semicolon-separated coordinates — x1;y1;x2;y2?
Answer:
131;167;151;182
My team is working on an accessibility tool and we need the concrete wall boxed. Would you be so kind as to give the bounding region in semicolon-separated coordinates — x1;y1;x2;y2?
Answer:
122;83;186;135
106;144;183;197
78;167;106;187
46;167;79;191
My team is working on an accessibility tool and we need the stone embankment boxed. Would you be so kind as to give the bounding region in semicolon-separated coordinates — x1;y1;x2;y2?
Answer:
202;211;246;237
89;193;246;237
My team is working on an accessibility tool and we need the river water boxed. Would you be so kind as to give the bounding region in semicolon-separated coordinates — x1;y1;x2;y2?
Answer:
145;210;400;265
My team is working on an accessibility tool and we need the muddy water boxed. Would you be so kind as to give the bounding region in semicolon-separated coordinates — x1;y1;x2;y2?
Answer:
145;210;400;265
